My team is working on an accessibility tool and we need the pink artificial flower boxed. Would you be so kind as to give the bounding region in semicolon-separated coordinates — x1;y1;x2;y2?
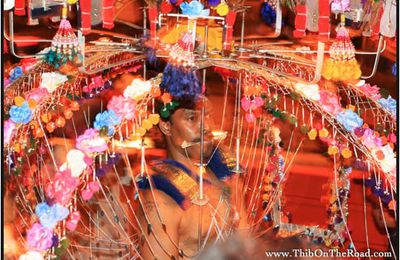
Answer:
361;128;382;149
4;119;16;145
388;133;397;144
107;95;136;120
319;90;342;115
241;96;264;111
76;128;108;154
4;78;11;88
21;58;38;71
331;0;350;12
358;83;381;100
25;87;49;103
81;181;100;201
46;170;80;205
66;211;81;231
26;223;53;251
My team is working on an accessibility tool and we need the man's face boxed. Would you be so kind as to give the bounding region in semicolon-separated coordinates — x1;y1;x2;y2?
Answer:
168;103;215;162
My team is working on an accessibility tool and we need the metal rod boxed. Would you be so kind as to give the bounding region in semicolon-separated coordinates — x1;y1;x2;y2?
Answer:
8;12;46;58
159;13;225;21
203;24;208;58
199;68;206;200
361;35;385;79
143;7;147;36
240;11;246;50
235;73;242;171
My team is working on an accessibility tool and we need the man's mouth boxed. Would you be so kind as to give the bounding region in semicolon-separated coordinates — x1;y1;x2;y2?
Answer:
181;137;214;149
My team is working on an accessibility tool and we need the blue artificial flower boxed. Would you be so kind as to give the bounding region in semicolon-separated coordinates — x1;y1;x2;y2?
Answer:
35;202;69;229
378;96;397;116
392;63;397;76
336;109;363;132
261;2;276;26
208;0;220;7
94;109;122;135
9;102;33;124
160;64;202;100
9;66;23;81
180;0;210;16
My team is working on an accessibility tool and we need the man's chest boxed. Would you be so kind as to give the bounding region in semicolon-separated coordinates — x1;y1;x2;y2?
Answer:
177;180;239;249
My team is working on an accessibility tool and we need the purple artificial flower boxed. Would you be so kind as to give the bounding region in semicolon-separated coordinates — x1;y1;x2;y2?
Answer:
27;223;53;251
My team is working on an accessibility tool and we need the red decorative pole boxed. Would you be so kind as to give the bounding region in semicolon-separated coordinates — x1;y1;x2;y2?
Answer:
223;11;237;51
103;0;116;29
80;0;92;35
148;6;158;41
318;0;330;41
293;5;306;38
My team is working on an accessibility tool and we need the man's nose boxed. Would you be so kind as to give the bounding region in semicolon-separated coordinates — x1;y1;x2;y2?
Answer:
203;116;215;133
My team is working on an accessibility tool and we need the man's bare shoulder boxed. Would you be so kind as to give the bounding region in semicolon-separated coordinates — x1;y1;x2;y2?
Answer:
141;189;184;218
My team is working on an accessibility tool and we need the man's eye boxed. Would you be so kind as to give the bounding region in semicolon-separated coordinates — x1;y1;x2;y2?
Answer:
188;115;196;121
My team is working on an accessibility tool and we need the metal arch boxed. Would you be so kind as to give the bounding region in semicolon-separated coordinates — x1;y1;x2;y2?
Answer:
5;11;52;59
360;35;386;79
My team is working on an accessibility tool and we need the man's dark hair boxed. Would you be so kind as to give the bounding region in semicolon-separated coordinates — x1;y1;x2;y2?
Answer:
155;97;199;122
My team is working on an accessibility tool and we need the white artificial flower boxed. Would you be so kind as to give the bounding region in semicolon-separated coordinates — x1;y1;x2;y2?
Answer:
123;78;151;100
19;251;44;260
372;144;396;173
40;72;68;93
270;126;281;144
59;149;87;177
294;83;320;101
355;80;365;87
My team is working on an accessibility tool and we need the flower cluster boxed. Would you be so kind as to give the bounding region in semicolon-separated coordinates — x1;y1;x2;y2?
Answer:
241;96;264;123
294;83;320;101
59;149;90;177
124;78;152;100
66;211;81;231
81;181;100;201
378;96;397;117
355;128;382;149
94;109;122;135
25;87;50;103
261;1;276;26
371;144;396;174
319;90;342;115
46;169;80;205
35;202;69;229
336;109;363;132
9;66;23;81
26;223;53;251
76;128;108;154
107;95;136;120
4;119;16;145
180;0;210;16
331;0;350;13
9;101;33;124
215;2;229;16
39;72;68;93
356;81;382;100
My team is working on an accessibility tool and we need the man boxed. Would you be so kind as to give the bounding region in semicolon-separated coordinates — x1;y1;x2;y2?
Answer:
137;76;248;259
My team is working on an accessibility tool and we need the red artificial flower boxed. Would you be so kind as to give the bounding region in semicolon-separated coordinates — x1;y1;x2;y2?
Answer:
161;1;173;14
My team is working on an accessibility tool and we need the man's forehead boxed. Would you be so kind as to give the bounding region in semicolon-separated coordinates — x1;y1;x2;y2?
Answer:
184;100;214;113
